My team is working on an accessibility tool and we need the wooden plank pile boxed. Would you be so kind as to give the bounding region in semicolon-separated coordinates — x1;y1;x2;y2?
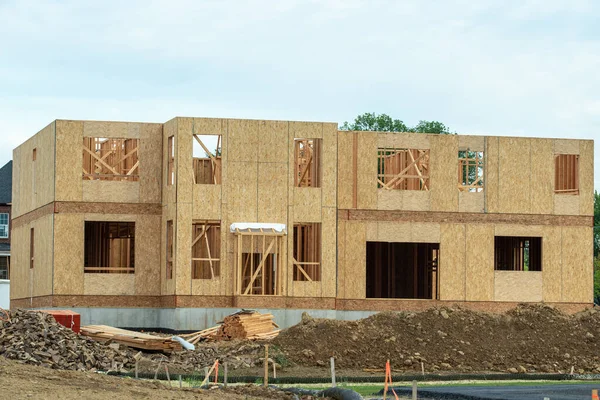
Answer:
80;325;183;353
180;310;280;344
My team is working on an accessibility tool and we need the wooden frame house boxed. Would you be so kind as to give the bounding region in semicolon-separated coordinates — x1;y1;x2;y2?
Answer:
9;118;594;328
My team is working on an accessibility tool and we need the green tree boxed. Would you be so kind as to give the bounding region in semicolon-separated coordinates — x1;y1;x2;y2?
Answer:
340;112;408;132
340;112;452;134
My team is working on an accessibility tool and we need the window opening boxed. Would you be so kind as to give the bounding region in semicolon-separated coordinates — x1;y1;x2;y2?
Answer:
82;138;139;181
294;138;321;187
458;150;484;192
494;236;542;271
167;136;175;186
84;221;135;273
366;242;439;299
193;134;222;184
166;220;174;279
192;221;221;279
292;223;321;281
377;148;430;190
555;154;579;195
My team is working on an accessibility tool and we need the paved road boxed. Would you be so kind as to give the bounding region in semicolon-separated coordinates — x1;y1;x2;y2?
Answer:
385;384;600;400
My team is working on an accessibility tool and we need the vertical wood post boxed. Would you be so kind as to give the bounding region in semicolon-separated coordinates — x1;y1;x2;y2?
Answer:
330;357;336;387
264;344;269;387
412;381;417;400
224;362;228;387
179;375;182;388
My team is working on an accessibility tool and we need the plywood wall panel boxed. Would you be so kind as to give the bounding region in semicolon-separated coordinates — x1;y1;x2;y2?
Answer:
9;224;29;299
356;132;377;209
458;135;485;151
84;274;135;295
82;181;140;203
322;123;338;208
542;225;562;302
228;119;258;162
293;188;321;223
32;213;54;297
290;121;322;139
495;224;543;237
53;214;84;295
528;138;554;214
226;161;258;222
459;192;484;213
411;222;441;242
135;214;162;295
485;137;499;213
554;195;580;216
494;271;542;302
177;117;194;203
554;139;579;155
366;222;378;241
258;162;288;223
498;137;531;213
402;191;431;211
83;121;140;138
377;221;411;243
321;207;337;297
343;221;366;299
561;226;593;303
337;132;354;209
378;190;403;210
378;132;431;149
193;118;225;135
139;123;163;203
430;134;458;212
439;224;466;301
35;122;56;212
175;202;192;295
192;185;222;220
579;140;594;216
258;120;288;163
55;120;84;202
465;224;494;301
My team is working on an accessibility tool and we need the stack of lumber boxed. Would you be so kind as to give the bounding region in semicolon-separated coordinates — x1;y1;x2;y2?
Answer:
80;325;182;353
180;310;280;343
216;310;280;340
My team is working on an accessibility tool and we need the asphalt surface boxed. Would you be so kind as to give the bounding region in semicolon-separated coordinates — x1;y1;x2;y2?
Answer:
383;384;600;400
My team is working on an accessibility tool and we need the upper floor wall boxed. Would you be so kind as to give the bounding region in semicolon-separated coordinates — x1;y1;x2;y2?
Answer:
337;131;594;216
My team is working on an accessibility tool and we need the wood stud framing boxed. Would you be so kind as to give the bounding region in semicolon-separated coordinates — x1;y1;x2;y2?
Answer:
292;223;321;281
83;221;135;274
234;229;285;296
458;150;484;192
554;154;579;195
191;221;221;279
166;220;173;279
82;138;139;181
294;139;321;187
193;135;222;184
377;148;430;190
167;136;175;186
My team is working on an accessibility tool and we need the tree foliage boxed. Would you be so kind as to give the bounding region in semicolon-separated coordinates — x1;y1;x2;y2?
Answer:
340;112;452;134
595;190;599;258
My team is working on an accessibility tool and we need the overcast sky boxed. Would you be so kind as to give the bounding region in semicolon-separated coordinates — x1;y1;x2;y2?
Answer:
0;0;598;190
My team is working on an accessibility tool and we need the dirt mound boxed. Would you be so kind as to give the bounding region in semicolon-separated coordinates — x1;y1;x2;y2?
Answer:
274;305;600;374
0;309;135;371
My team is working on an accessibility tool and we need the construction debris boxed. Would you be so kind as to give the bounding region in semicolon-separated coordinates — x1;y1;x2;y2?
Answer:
0;309;135;371
80;325;183;352
181;310;280;344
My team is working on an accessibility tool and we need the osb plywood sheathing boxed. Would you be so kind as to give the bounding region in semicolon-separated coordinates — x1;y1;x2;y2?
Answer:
377;148;430;191
82;138;139;181
191;221;221;279
193;134;222;184
234;228;285;296
294;138;321;188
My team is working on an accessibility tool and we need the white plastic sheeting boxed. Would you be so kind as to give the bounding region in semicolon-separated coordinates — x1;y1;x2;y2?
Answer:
230;223;286;234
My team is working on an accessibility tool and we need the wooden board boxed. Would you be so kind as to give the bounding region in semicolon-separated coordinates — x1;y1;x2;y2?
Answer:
336;132;354;209
578;140;594;216
530;138;554;214
485;136;499;213
53;213;85;295
82;180;140;203
293;187;321;223
228;119;259;162
321;207;337;297
498;137;531;213
542;225;562;302
55;120;84;202
258;162;288;224
465;224;494;301
321;123;338;208
84;274;135;295
439;224;466;301
139;123;164;203
135;214;162;295
356;132;377;209
561;226;593;303
458;192;484;213
258;120;288;163
494;271;542;302
430;134;458;212
226;161;258;222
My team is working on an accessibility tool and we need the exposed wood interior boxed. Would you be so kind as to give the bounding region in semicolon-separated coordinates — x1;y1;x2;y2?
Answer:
84;221;135;274
191;221;221;279
82;137;139;181
292;223;321;281
366;242;439;299
235;229;285;296
166;220;173;279
193;134;222;184
294;138;321;187
377;148;430;190
494;236;542;271
554;154;579;195
32;148;36;161
458;150;484;192
167;136;175;186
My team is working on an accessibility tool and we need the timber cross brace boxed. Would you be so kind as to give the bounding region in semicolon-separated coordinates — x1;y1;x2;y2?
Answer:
193;134;222;184
82;137;139;181
377;148;430;190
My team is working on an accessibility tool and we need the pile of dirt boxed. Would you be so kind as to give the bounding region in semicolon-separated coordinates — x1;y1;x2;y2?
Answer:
273;305;600;374
0;309;136;371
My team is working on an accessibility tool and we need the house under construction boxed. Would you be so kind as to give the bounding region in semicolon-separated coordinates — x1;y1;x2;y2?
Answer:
9;117;594;329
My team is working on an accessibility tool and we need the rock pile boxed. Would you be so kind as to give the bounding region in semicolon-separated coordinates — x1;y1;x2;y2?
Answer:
0;309;135;371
